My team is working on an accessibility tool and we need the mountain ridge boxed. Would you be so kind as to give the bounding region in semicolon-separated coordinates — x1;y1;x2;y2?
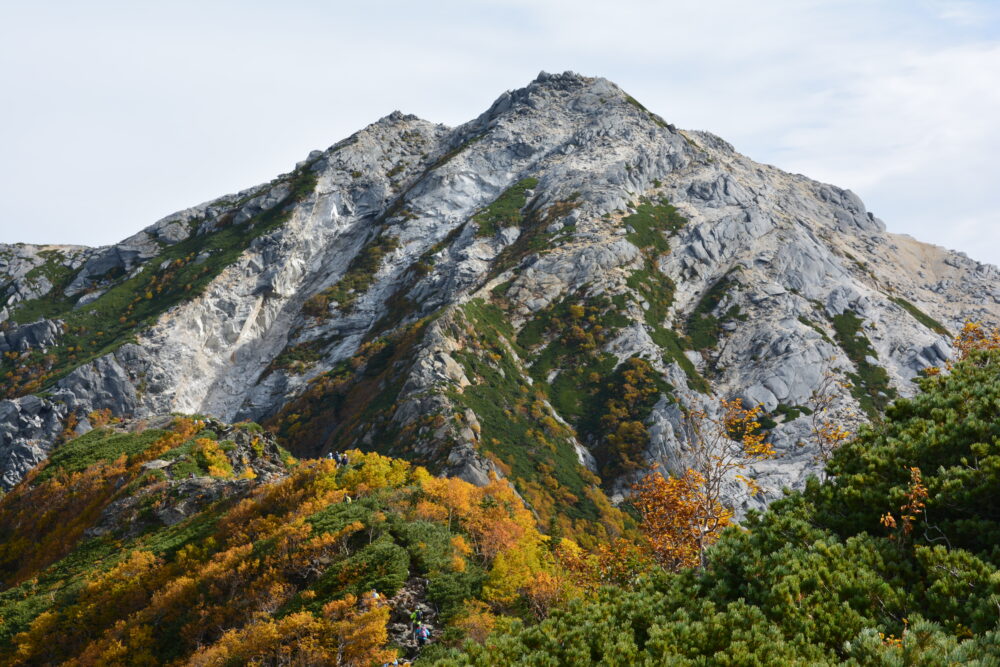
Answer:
1;71;997;524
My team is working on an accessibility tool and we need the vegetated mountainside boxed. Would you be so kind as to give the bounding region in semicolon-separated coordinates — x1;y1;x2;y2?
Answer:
1;71;998;534
428;347;1000;665
0;416;560;664
2;340;998;665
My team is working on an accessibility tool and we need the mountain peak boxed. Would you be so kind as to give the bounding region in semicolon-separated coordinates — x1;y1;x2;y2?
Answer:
532;69;591;85
1;74;997;532
381;109;422;124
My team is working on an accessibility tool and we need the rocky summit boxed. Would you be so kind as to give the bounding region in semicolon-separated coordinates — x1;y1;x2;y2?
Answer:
1;70;997;523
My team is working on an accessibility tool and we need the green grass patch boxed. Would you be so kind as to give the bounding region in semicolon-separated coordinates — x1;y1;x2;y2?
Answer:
0;536;124;648
512;294;676;483
449;300;601;523
516;294;646;449
159;435;211;478
774;403;813;423
491;279;514;298
684;273;744;351
488;197;580;278
830;311;897;417
623;198;686;253
138;511;220;558
624;262;711;392
648;325;711;393
798;315;834;344
265;339;326;376
473;178;538;237
0;584;52;649
519;295;626;383
626;261;676;328
547;354;619;423
38;428;168;482
584;357;673;480
304;233;401;316
464;298;519;343
9;250;77;322
891;297;949;336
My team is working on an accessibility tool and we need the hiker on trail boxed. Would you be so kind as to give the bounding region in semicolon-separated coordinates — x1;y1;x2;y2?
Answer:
339;452;349;466
415;624;430;648
409;608;423;628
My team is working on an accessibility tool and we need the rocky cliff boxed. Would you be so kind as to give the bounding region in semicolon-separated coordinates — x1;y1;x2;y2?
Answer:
2;71;997;522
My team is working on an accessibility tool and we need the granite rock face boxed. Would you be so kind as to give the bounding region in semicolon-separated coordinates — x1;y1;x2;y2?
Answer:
1;72;997;520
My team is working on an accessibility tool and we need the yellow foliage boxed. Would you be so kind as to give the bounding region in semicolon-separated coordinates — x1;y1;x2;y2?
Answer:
186;602;395;667
451;534;472;557
454;600;497;644
338;450;412;495
87;408;114;428
193;438;233;478
633;470;729;571
555;537;652;593
5;441;567;665
955;321;1000;359
321;594;396;666
669;398;776;567
482;535;549;607
416;499;449;522
0;456;131;587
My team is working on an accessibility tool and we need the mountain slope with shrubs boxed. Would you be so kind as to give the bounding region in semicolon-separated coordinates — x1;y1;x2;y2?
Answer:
0;417;567;664
426;342;1000;665
0;336;997;664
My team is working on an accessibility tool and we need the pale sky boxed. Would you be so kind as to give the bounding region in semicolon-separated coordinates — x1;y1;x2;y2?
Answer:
1;0;998;266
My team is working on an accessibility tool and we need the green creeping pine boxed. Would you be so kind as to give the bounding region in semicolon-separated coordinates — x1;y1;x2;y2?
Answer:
430;350;1000;665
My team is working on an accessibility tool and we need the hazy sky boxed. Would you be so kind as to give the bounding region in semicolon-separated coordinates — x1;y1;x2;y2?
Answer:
1;1;998;266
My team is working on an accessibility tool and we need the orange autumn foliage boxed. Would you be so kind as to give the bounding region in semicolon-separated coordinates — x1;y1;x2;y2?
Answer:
8;454;391;664
0;418;210;588
954;321;1000;361
555;537;653;593
632;469;726;571
186;594;396;667
0;457;130;587
454;600;498;644
924;321;1000;377
808;369;855;472
5;440;569;664
880;466;930;543
418;473;538;560
635;398;778;569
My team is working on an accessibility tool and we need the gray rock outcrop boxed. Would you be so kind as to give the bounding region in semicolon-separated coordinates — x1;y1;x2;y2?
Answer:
1;71;996;523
